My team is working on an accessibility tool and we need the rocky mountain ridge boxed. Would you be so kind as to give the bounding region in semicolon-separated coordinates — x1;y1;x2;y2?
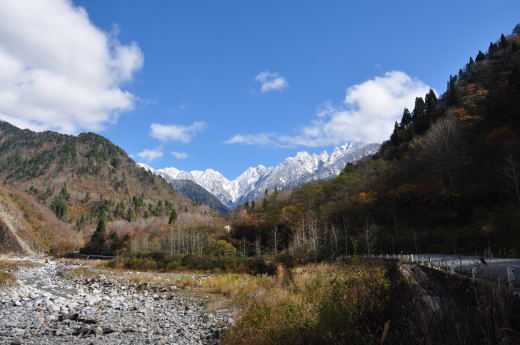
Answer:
140;141;380;208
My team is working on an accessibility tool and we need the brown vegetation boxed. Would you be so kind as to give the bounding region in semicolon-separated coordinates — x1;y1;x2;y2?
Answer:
0;271;16;286
222;259;520;345
0;121;221;255
222;260;392;345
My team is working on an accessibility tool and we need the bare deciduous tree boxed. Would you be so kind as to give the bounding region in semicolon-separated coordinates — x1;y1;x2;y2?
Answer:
422;114;463;187
362;222;376;256
504;155;520;201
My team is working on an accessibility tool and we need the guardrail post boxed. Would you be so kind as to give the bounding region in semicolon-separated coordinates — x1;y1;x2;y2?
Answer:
507;267;515;290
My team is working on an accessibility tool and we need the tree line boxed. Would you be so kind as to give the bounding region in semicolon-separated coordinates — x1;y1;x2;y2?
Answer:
229;28;520;260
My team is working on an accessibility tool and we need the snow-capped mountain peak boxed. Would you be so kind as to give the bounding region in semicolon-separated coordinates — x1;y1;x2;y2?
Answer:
140;141;380;208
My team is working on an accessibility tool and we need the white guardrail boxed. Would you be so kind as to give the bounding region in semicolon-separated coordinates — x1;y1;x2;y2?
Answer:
360;254;519;292
507;266;520;290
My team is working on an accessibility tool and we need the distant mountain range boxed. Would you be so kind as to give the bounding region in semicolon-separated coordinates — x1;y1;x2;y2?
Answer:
167;179;231;215
139;141;380;209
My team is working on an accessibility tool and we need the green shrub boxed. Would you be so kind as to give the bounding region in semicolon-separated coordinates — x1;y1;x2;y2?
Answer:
165;260;180;270
103;253;277;275
207;238;238;257
181;255;277;274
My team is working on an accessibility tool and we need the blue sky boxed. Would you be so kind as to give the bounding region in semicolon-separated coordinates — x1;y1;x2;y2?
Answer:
0;1;519;179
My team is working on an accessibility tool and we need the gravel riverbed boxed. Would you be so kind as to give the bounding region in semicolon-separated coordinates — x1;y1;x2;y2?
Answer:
0;257;235;345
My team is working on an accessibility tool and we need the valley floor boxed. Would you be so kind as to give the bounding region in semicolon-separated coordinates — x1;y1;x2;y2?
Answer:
0;257;234;345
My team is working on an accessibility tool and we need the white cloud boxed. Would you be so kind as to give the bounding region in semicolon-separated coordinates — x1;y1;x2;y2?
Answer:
224;133;279;146
171;151;189;159
228;71;431;147
137;149;163;161
255;71;288;93
150;122;207;143
0;0;143;133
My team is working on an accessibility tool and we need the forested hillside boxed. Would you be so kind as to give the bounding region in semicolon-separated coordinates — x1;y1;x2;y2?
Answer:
0;121;219;254
229;30;520;259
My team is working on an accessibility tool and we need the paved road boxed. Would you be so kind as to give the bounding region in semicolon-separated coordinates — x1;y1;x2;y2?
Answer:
382;254;520;286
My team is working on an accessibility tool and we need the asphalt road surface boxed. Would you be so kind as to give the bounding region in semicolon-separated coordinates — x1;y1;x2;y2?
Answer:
382;254;520;286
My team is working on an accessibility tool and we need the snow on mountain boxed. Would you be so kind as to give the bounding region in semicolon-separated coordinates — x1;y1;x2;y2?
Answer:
139;141;379;208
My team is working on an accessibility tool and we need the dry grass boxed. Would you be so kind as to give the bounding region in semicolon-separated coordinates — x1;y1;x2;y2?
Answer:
0;259;36;271
205;298;234;313
221;260;392;345
201;273;273;304
129;275;147;284
125;273;199;290
2;185;83;255
177;276;198;288
127;274;167;285
0;258;38;287
65;266;100;279
0;270;16;286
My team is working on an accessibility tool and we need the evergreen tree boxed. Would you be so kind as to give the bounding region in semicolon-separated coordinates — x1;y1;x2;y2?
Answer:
115;201;125;218
109;231;122;252
499;34;509;49
425;89;438;114
466;57;475;73
126;208;133;222
446;77;461;107
50;196;68;220
514;24;520;36
168;208;178;225
412;97;426;120
488;42;498;56
109;231;118;242
390;121;401;145
476;50;486;62
132;194;144;210
59;185;70;201
458;69;464;80
401;108;412;126
92;218;106;243
81;218;109;255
